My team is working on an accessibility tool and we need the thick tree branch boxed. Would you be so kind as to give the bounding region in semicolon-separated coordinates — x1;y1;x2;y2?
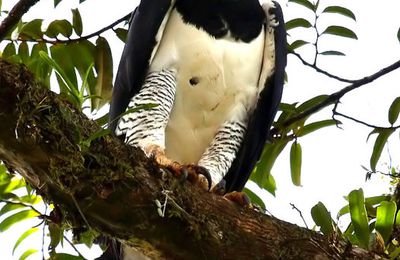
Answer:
0;0;40;41
0;59;383;259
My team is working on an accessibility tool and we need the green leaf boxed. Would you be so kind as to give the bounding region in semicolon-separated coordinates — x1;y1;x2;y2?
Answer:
348;189;370;249
29;43;51;86
19;19;43;40
297;95;328;113
54;0;62;7
319;50;345;56
370;129;395;171
322;6;356;21
297;119;339;137
94;113;109;126
45;19;73;38
263;174;276;195
337;195;392;218
114;104;159;121
76;229;99;248
322;26;358;40
396;209;400;225
72;9;83;36
115;28;128;42
80;128;111;148
2;42;16;59
19;249;38;260
49;223;62;250
0;178;25;195
365;195;391;206
243;188;266;210
50;253;84;260
388;97;400;125
92;37;113;110
337;205;349;218
40;50;80;107
50;44;79;92
68;40;96;84
13;227;39;254
288;40;309;51
397;27;400;43
18;42;29;64
285;18;313;31
80;63;95;99
390;246;400;260
0;202;26;216
0;209;40;232
311;202;334;236
288;0;315;12
290;141;302;186
250;139;288;195
375;201;396;243
18;194;42;204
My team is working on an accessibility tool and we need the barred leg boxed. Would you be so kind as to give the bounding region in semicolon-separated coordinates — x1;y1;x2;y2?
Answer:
198;121;247;185
116;69;176;153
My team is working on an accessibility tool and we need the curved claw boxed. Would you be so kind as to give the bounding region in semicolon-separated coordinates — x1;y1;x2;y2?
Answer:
212;179;226;195
183;165;212;191
195;166;212;191
224;191;251;207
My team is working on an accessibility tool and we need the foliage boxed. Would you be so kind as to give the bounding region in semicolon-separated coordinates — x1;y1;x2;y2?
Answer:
0;0;399;259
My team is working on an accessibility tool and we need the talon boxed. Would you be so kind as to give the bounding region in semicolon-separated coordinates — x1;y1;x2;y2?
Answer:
212;179;226;195
194;165;212;191
224;191;251;207
180;166;189;180
183;165;212;191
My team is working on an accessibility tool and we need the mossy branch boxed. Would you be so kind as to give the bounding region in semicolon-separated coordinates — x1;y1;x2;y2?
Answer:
0;59;381;259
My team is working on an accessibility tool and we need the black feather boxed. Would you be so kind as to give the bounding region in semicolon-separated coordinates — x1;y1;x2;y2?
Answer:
223;1;287;192
108;0;172;131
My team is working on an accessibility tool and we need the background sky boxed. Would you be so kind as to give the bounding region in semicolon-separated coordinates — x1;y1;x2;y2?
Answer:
1;0;400;259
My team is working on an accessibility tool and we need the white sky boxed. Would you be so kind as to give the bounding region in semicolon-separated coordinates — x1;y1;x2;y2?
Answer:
1;0;400;259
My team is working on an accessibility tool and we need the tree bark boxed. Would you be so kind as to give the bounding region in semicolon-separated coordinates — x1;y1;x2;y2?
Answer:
0;59;382;259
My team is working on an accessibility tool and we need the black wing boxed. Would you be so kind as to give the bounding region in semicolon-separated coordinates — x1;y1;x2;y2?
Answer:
223;1;287;193
108;0;172;132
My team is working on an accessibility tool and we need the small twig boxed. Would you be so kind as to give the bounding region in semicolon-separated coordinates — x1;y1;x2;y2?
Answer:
371;170;400;178
290;203;309;229
63;234;84;258
333;110;400;130
70;194;91;229
312;11;319;65
290;51;355;83
41;204;47;260
161;190;171;217
0;0;40;41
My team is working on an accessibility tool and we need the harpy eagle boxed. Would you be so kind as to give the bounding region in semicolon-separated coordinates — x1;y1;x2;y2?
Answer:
109;0;286;195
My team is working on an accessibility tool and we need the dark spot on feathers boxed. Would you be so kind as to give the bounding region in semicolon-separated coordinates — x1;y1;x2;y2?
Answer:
189;77;199;86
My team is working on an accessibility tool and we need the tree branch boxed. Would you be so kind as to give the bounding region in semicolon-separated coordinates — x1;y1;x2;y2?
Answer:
274;58;400;133
0;59;383;259
290;51;356;83
16;13;131;44
0;0;40;41
333;110;400;130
